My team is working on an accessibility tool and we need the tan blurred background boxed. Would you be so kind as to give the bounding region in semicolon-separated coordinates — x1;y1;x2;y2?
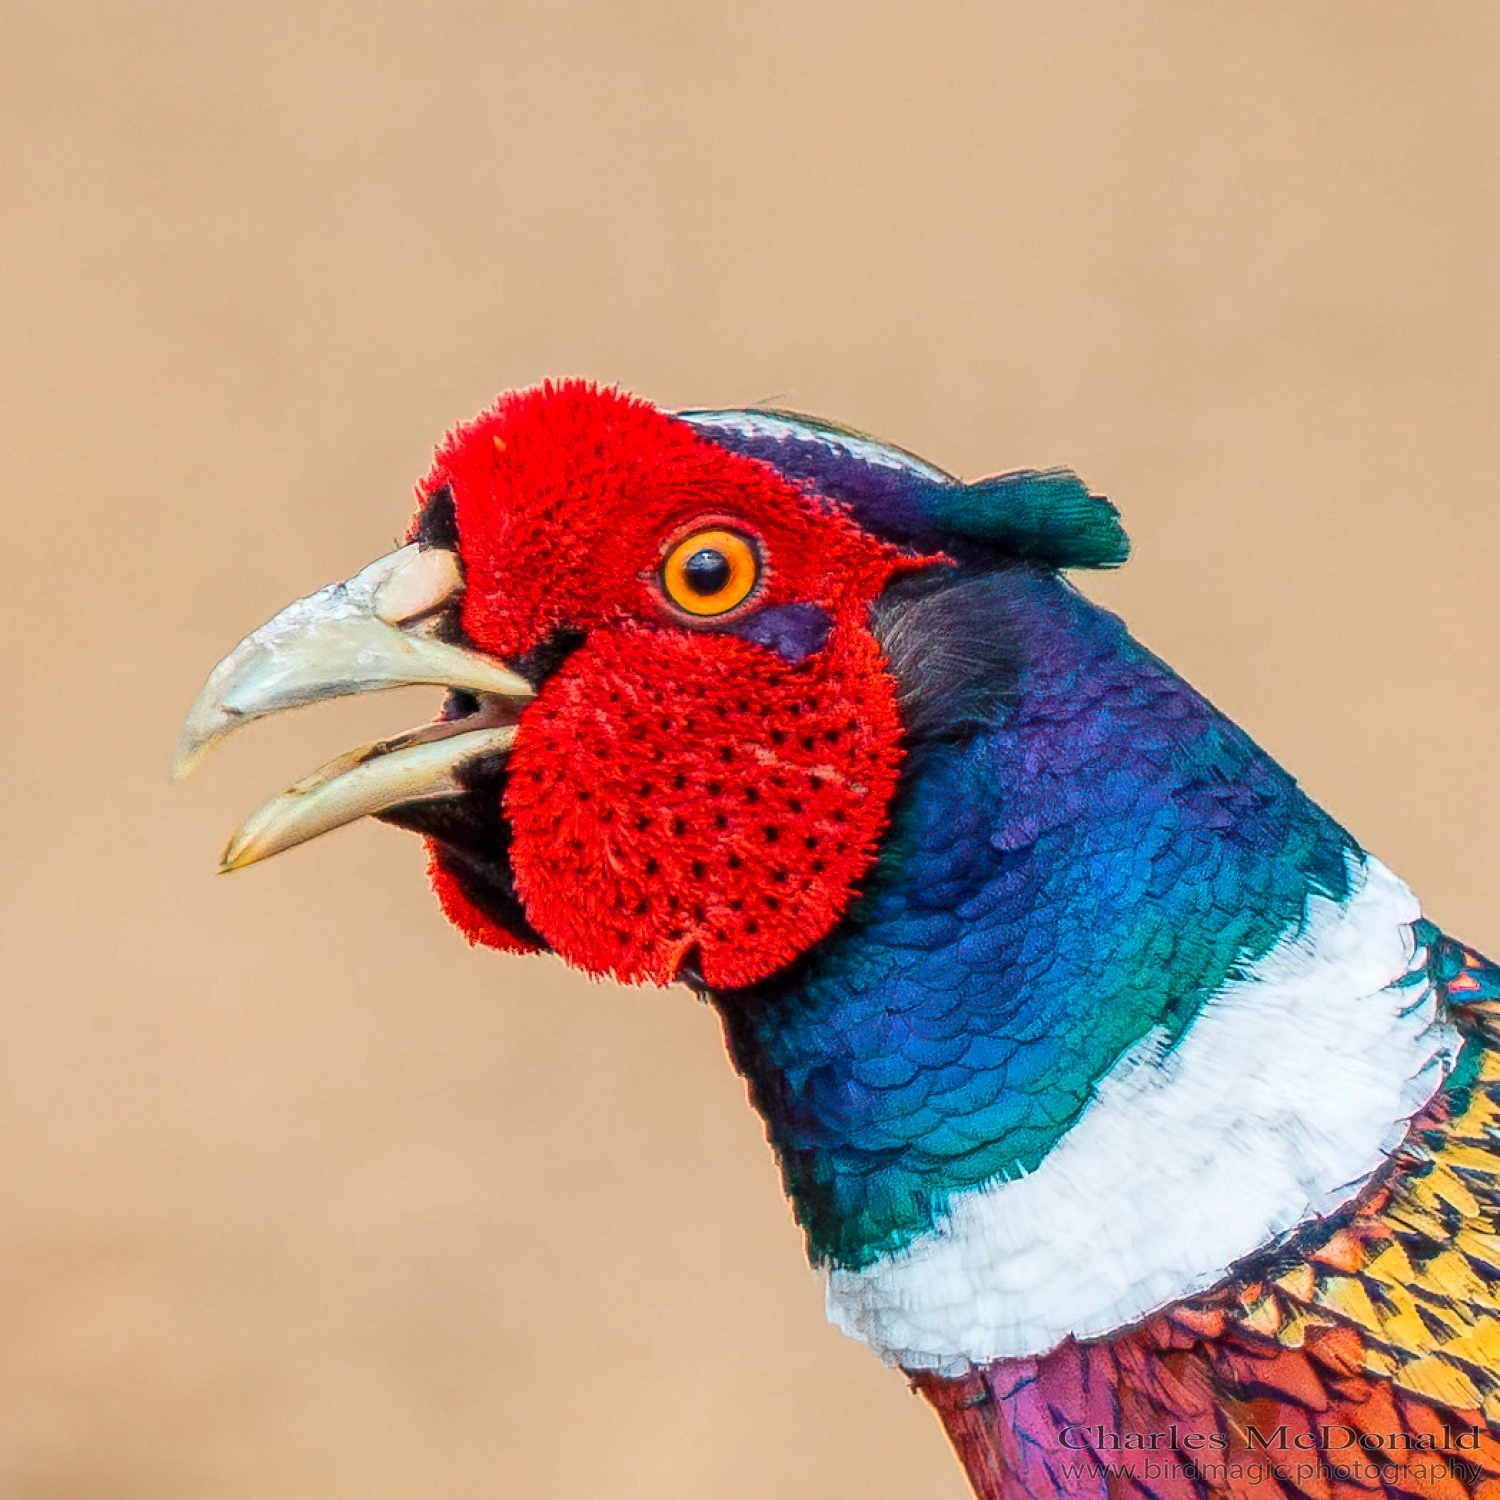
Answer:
4;3;1499;1496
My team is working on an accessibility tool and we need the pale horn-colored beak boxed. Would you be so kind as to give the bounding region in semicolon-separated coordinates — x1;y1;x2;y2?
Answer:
174;543;535;871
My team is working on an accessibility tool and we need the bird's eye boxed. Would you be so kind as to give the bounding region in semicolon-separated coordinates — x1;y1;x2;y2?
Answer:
660;529;761;617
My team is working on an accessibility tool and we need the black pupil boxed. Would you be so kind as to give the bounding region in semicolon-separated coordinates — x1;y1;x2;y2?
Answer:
682;547;733;596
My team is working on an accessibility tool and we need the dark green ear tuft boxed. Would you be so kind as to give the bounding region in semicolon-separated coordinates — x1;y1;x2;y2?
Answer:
931;470;1130;570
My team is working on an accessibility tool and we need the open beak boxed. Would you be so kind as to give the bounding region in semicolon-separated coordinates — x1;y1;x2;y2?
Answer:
174;543;534;871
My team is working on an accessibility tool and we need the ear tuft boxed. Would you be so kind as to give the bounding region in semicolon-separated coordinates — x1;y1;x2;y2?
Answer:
933;469;1129;570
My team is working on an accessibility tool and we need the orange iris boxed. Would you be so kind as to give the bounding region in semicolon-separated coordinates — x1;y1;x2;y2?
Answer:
660;528;761;617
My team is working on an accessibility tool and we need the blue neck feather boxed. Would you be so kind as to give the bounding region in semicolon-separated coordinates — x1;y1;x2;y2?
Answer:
713;570;1355;1269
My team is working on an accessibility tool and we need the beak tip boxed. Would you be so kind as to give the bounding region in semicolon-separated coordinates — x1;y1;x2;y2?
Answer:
218;841;252;873
173;702;231;780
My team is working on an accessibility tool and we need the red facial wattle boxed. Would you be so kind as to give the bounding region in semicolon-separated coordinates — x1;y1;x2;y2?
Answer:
410;381;925;987
502;617;904;987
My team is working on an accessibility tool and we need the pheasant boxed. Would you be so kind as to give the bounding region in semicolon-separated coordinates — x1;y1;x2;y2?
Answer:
177;380;1500;1500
